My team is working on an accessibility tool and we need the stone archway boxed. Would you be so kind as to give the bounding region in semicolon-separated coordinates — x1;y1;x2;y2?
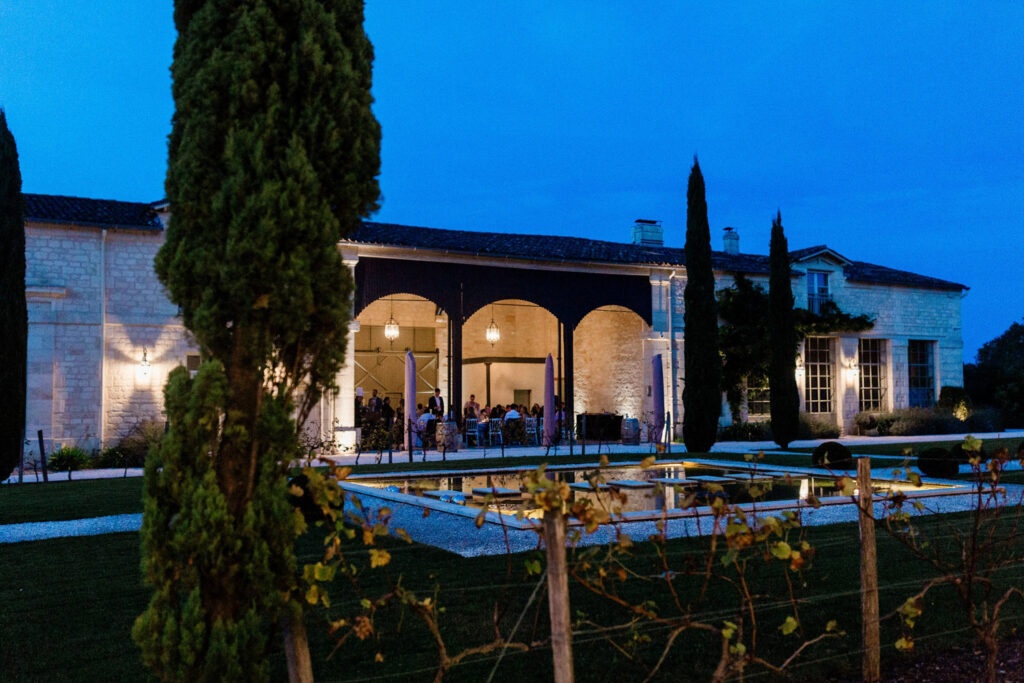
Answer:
462;299;559;412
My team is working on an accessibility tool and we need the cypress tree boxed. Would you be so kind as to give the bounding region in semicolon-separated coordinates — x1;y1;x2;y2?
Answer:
682;158;721;452
769;212;800;448
0;110;27;482
134;1;380;679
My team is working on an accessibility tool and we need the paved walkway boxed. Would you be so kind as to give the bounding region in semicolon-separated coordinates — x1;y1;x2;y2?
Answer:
0;513;142;544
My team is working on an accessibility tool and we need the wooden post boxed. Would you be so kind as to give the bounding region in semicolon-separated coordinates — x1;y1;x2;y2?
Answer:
543;509;575;683
857;456;880;682
18;426;25;483
37;430;48;483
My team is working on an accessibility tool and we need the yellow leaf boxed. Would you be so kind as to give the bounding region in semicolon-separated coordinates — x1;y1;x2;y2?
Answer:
599;454;610;467
375;653;384;663
369;549;391;568
252;293;270;309
779;616;799;635
895;636;914;652
305;585;320;605
771;541;792;560
640;456;656;469
289;484;305;497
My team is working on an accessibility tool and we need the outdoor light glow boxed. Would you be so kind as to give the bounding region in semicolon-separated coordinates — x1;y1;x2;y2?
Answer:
136;347;152;384
486;304;500;345
846;360;860;384
384;317;399;341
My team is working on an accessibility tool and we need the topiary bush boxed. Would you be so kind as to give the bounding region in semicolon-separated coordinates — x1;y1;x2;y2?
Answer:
951;441;988;464
916;447;958;478
937;385;973;421
811;441;854;469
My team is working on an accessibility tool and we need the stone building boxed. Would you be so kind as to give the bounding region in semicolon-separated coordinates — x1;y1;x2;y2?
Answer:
21;194;965;453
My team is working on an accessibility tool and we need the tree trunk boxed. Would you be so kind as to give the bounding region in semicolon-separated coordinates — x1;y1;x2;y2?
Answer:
283;608;314;683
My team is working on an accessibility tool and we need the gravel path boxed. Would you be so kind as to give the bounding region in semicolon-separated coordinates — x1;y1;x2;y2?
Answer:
0;513;142;544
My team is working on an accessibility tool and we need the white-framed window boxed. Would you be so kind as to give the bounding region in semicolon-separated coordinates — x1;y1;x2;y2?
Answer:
858;338;887;411
804;337;833;414
747;382;770;416
807;271;830;314
908;340;935;407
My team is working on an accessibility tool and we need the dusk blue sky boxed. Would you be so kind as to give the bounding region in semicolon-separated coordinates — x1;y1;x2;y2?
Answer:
1;2;1022;360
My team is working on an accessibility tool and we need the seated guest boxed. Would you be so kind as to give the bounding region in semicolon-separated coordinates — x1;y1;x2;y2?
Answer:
417;405;436;447
464;394;480;419
492;404;503;419
503;404;521;421
531;403;541;418
479;406;490;421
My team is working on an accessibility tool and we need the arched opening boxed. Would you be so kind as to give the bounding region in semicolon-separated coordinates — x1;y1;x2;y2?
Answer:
355;294;449;409
462;299;559;413
574;305;650;420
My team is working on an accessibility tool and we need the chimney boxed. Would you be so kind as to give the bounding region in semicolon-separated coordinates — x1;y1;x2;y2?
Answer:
723;226;739;254
631;219;663;246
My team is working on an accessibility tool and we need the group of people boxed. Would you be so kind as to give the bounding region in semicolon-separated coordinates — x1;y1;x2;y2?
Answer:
355;387;568;447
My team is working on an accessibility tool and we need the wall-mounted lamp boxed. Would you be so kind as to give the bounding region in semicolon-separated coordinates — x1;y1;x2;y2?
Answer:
845;359;860;384
795;356;805;381
137;347;152;383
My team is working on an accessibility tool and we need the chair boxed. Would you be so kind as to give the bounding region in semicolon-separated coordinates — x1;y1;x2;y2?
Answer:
524;417;539;446
489;420;503;447
464;418;478;447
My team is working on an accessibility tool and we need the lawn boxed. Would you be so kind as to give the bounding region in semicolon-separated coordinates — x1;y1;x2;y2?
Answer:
4;511;1024;681
0;477;143;524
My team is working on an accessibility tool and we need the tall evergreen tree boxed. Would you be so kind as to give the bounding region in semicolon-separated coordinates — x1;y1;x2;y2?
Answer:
682;158;721;452
0;110;27;482
134;1;380;679
769;212;800;448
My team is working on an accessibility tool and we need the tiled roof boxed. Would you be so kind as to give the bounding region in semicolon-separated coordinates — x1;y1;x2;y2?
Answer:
349;221;965;291
23;193;163;230
20;193;965;291
844;261;966;291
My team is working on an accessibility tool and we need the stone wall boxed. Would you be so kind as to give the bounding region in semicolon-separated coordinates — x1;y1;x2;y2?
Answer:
574;306;648;419
24;221;195;454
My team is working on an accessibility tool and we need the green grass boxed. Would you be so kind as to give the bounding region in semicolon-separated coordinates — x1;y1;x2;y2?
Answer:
6;510;1024;682
0;477;143;524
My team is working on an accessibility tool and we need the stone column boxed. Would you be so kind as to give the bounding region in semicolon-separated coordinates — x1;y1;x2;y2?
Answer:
335;249;359;450
890;339;908;410
450;317;463;421
563;322;574;428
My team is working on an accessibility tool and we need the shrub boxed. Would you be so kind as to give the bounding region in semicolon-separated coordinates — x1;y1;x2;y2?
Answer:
47;446;91;473
359;423;393;452
854;411;877;433
917;447;958;478
91;447;128;469
797;414;840;440
875;407;960;436
719;421;772;441
116;419;164;467
937;385;973;421
811;441;853;468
